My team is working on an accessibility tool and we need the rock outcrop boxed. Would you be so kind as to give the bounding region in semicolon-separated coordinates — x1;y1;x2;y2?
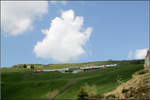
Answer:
102;51;150;100
105;69;150;100
104;51;150;100
144;49;150;69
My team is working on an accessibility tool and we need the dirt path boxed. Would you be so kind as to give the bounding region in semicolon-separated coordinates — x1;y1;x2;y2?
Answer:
49;74;105;100
50;79;77;100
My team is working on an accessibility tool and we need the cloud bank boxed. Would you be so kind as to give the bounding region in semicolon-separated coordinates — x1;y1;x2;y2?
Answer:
128;48;148;59
1;1;48;36
34;9;93;62
134;49;148;59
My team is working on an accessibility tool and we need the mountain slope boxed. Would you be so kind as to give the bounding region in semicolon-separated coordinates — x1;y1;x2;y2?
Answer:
1;60;144;100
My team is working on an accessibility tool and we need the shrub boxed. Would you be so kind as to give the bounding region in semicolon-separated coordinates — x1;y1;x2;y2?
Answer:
31;64;34;69
130;60;144;64
78;83;103;100
82;83;98;96
78;87;88;100
23;64;27;68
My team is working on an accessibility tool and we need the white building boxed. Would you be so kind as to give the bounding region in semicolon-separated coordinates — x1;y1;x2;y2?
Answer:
27;65;31;69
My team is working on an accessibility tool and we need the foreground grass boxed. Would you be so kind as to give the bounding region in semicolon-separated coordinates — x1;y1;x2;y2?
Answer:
1;60;144;100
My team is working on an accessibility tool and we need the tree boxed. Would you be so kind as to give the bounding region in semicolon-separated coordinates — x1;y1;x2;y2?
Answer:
23;64;27;68
31;64;34;69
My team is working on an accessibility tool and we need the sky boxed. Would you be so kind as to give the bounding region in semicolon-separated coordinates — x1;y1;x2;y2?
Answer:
1;1;149;67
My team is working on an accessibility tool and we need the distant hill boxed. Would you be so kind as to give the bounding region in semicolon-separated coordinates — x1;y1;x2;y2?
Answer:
1;59;144;72
1;59;144;100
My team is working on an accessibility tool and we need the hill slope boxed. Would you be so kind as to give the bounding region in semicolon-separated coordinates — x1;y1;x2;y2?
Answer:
105;68;150;100
1;60;144;100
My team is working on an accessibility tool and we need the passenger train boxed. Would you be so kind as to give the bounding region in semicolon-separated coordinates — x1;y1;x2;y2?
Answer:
33;64;117;73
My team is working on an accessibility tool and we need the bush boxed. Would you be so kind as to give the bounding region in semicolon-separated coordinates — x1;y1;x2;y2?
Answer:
31;64;34;69
78;83;103;100
23;64;27;68
78;87;88;100
130;60;144;64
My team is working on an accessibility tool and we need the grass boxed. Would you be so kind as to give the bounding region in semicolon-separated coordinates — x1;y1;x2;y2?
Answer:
1;60;144;100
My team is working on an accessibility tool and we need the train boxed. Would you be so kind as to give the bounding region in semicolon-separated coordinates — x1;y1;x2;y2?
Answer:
33;64;117;73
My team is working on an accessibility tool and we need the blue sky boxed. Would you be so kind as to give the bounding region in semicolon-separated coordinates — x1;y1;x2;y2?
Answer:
1;1;149;67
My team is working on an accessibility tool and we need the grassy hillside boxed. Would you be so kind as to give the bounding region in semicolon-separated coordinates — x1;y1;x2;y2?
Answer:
1;60;144;100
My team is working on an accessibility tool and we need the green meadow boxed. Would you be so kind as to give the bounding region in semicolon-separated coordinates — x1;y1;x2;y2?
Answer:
1;60;144;100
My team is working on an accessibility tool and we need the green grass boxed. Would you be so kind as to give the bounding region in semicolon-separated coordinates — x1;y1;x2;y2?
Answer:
1;60;144;100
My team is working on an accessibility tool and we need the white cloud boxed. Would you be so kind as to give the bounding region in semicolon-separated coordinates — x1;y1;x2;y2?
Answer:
34;9;93;62
134;49;148;59
1;1;48;36
128;48;148;59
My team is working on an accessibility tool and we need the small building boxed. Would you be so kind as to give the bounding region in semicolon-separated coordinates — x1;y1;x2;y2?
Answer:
27;65;31;69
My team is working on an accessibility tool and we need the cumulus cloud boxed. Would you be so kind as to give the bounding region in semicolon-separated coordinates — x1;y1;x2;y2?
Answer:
134;49;148;59
1;1;48;36
128;48;148;59
34;9;93;62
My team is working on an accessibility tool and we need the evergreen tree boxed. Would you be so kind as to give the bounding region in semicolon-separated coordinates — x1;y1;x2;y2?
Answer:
23;64;26;68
